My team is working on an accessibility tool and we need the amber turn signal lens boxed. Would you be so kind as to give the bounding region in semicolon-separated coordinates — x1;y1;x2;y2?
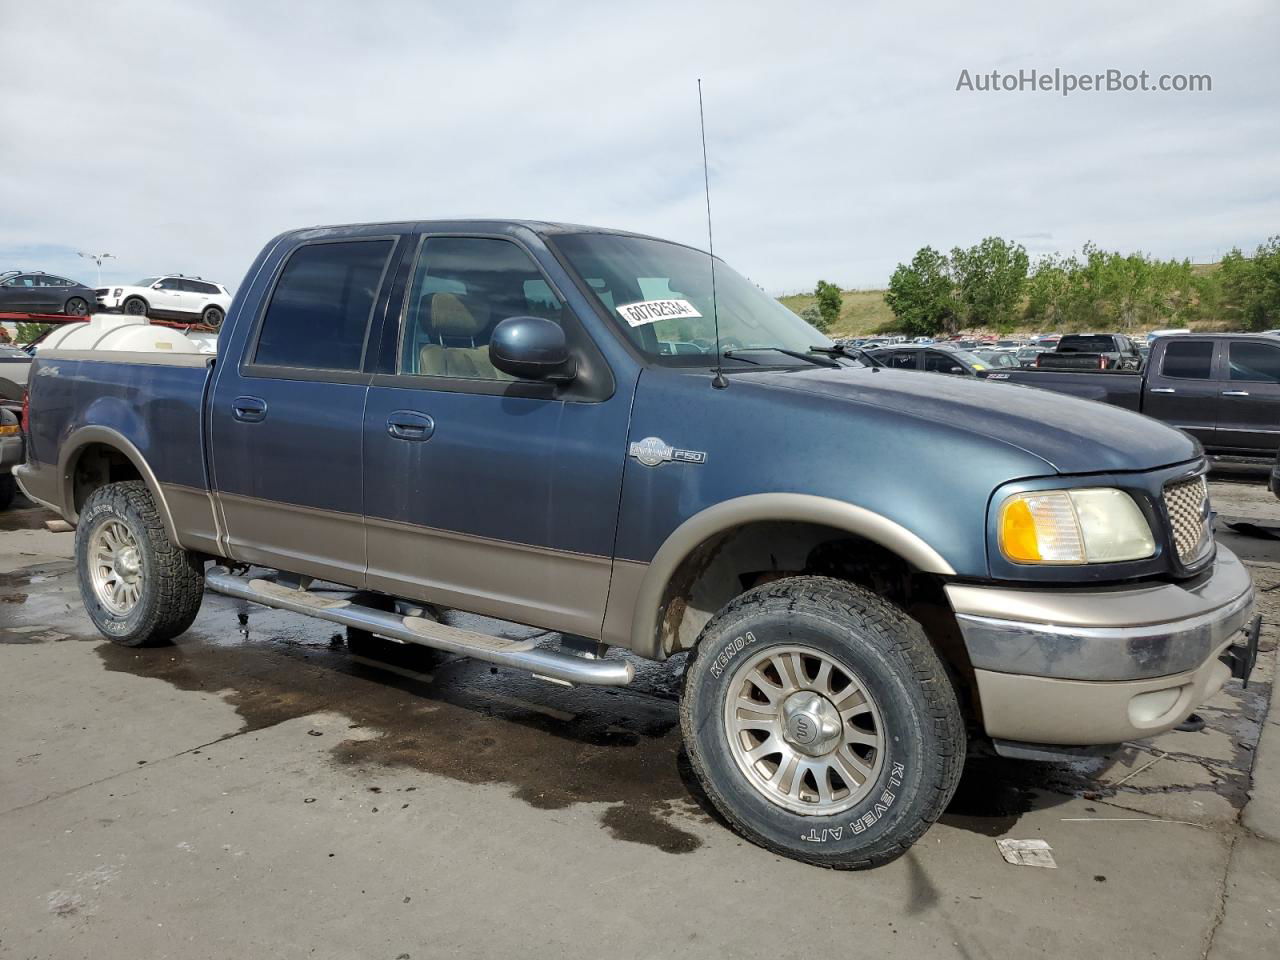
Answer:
999;497;1042;562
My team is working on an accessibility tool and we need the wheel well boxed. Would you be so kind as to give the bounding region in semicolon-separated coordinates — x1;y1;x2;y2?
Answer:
70;443;143;514
657;520;975;702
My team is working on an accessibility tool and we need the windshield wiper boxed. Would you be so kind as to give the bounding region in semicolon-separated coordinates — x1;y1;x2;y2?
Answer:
809;344;881;367
722;347;839;368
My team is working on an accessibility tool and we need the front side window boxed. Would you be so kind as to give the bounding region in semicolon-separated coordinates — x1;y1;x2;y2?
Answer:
550;233;829;367
1160;340;1215;379
398;237;563;380
254;239;393;371
4;275;35;287
1229;341;1280;383
157;278;183;290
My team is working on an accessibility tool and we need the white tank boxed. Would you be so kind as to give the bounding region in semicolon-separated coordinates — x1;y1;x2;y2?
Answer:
39;315;200;354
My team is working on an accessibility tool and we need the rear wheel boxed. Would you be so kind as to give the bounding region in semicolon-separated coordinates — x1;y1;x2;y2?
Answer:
64;297;89;316
75;481;204;647
201;305;224;326
680;576;964;869
123;297;148;317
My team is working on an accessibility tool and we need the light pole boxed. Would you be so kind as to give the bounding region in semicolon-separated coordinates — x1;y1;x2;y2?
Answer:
77;252;115;286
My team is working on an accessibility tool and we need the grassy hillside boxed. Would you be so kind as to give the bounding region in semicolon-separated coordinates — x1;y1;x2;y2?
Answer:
778;290;896;338
780;260;1231;339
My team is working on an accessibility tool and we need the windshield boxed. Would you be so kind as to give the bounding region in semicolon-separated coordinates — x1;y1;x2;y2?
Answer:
551;233;831;366
134;277;160;286
1058;335;1117;352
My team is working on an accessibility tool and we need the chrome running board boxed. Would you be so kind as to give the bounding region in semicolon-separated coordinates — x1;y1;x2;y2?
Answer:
204;567;634;686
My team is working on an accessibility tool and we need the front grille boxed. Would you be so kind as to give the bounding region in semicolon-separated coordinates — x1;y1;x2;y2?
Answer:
1164;474;1211;564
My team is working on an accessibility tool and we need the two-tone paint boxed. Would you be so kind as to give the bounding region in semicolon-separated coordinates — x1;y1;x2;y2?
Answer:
16;219;1256;749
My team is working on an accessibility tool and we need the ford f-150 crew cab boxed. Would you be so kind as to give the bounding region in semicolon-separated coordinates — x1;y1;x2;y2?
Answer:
16;220;1260;869
992;333;1280;460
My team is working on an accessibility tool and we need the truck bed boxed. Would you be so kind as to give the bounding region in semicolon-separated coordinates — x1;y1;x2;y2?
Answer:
21;350;214;537
988;367;1144;409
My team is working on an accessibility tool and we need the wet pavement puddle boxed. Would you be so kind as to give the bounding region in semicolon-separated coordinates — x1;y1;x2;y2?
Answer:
0;549;1271;854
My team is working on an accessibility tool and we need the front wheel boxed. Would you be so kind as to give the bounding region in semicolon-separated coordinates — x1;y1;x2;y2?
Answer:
680;576;964;869
122;297;148;317
75;481;204;646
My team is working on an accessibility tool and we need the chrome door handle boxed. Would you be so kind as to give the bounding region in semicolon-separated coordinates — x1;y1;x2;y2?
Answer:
1150;388;1176;394
1222;390;1250;397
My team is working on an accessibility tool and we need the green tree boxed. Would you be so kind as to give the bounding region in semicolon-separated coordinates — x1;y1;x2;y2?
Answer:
14;322;51;344
884;246;957;336
813;280;842;332
949;237;1029;332
799;303;825;331
1220;237;1280;331
1025;253;1078;325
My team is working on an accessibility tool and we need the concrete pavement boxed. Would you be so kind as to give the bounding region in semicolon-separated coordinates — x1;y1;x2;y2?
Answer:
0;478;1276;959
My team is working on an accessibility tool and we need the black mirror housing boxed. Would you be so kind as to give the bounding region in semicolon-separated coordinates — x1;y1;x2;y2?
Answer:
489;316;576;382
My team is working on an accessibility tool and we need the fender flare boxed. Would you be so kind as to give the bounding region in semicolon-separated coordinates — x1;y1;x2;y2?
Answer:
627;493;956;658
57;425;184;548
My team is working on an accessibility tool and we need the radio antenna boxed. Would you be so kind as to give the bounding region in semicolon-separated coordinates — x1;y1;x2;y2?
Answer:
698;79;728;389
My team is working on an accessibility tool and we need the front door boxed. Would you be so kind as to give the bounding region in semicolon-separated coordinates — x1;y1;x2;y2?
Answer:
1218;338;1280;455
1143;338;1220;449
209;235;401;585
151;278;186;316
362;234;632;637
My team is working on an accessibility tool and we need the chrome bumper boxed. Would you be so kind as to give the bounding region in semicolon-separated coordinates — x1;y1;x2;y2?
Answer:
946;546;1255;682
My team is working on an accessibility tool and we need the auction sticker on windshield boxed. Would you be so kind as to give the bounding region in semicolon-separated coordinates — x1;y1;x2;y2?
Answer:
616;299;702;327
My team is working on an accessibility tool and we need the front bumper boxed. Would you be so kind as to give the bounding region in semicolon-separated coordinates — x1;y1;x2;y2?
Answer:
947;546;1255;745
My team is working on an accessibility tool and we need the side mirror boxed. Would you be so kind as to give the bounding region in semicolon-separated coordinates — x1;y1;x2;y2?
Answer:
490;316;576;382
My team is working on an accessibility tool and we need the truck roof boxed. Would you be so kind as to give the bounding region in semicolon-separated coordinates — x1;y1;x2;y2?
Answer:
280;219;710;253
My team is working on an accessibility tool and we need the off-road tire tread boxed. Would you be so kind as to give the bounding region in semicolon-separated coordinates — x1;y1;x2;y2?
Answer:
77;481;203;647
680;575;965;869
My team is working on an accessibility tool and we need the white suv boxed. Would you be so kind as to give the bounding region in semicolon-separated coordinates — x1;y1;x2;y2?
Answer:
96;275;232;326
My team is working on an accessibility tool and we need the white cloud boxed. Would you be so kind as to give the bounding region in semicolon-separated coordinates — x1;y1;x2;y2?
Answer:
1;0;1276;293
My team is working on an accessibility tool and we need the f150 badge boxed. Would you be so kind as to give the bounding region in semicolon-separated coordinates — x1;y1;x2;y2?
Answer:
629;436;707;467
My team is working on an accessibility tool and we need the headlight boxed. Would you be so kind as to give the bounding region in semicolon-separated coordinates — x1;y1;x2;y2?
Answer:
113;288;122;296
999;488;1155;564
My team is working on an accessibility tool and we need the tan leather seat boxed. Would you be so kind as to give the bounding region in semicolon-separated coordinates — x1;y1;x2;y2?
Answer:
416;292;510;379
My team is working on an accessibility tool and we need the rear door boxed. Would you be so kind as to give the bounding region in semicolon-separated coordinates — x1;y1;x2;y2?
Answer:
209;235;402;585
1217;339;1280;455
1142;338;1219;447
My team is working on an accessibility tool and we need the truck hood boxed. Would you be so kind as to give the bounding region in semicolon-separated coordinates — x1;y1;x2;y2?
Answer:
749;367;1199;475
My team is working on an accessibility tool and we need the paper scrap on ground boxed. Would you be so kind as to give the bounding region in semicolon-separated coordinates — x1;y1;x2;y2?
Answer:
996;838;1057;868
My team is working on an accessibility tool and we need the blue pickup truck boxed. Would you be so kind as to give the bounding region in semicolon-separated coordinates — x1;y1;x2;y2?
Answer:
16;220;1259;869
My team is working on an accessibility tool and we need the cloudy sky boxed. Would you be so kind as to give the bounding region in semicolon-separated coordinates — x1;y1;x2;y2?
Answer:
2;0;1277;294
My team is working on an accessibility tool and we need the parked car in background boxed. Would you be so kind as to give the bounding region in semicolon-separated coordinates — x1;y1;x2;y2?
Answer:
657;340;707;355
0;271;95;316
972;348;1020;369
0;403;22;509
993;333;1280;459
866;343;992;375
1034;333;1143;371
1015;346;1042;366
96;275;231;326
1148;328;1191;343
0;344;32;401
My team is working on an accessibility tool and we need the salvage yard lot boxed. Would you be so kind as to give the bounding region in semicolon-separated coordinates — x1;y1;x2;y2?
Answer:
1;481;1277;960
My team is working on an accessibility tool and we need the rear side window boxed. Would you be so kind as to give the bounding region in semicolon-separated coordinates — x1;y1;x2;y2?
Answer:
255;240;393;371
1160;340;1214;379
1057;335;1116;353
1229;341;1280;383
